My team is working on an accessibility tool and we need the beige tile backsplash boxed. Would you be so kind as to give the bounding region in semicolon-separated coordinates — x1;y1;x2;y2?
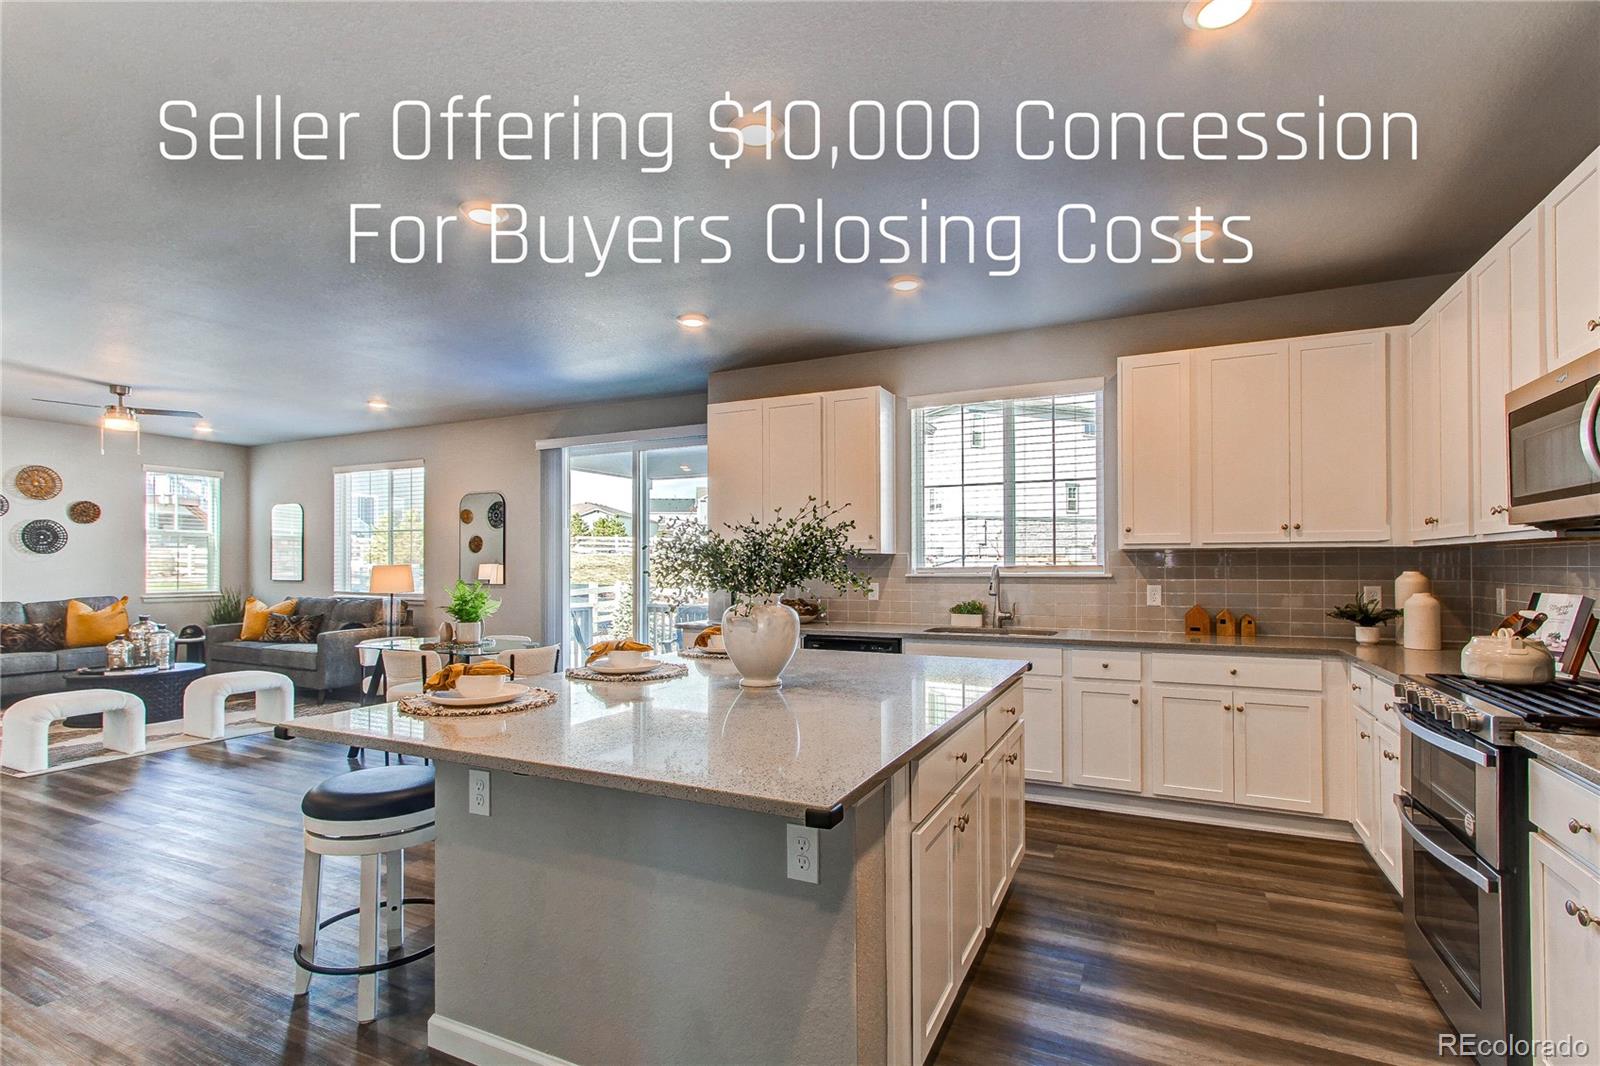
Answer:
823;542;1600;645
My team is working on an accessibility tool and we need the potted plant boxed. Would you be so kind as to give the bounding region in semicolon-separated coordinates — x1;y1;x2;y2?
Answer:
949;599;987;628
650;500;873;687
1328;598;1402;645
444;579;501;644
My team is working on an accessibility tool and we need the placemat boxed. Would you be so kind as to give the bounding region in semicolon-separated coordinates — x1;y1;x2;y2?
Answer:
397;687;558;718
680;647;729;660
565;662;689;683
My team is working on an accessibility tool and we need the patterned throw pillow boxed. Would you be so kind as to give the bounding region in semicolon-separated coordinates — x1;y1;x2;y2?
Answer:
0;620;66;653
262;613;325;644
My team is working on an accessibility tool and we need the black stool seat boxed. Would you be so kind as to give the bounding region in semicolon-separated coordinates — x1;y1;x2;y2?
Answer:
302;766;435;822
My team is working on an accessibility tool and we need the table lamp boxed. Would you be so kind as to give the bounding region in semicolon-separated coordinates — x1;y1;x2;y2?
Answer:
369;564;415;636
477;563;505;586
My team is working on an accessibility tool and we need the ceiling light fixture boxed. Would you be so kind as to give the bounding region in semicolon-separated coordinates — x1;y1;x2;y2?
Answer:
731;113;784;150
459;200;509;226
193;421;215;435
1182;0;1253;30
1181;224;1218;244
101;410;140;433
676;312;710;330
888;274;923;294
679;464;692;472
367;398;390;410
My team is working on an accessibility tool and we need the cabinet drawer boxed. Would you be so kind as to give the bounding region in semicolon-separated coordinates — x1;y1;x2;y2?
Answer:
1372;684;1402;731
1069;649;1142;681
902;641;1062;678
912;712;987;824
984;681;1024;749
1347;669;1372;712
1530;759;1600;871
1149;653;1321;691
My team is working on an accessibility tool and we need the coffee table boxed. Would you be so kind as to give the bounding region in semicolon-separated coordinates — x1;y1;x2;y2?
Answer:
61;662;206;727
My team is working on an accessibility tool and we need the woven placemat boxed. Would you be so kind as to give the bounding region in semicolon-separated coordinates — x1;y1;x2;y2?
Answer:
680;647;729;660
566;662;689;683
397;687;558;718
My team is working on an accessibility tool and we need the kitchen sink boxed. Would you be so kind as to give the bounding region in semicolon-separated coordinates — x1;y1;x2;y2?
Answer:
921;626;1060;637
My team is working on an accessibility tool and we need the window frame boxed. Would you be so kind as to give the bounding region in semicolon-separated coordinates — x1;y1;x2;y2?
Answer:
333;460;426;594
143;465;224;599
909;378;1108;578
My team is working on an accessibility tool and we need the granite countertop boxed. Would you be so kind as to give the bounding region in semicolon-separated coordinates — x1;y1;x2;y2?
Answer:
1517;733;1600;789
287;650;1025;824
799;621;1463;682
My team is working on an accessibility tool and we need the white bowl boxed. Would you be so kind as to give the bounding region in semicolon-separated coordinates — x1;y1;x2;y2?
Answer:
607;649;646;669
702;634;725;653
454;673;508;699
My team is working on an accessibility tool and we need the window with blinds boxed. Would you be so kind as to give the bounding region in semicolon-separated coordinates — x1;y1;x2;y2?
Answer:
911;386;1103;572
144;467;222;595
333;463;425;593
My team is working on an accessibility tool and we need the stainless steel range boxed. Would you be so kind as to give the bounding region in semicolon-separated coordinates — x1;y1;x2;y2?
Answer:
1393;674;1600;1064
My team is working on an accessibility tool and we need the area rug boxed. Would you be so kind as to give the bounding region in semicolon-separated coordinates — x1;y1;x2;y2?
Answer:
0;694;361;778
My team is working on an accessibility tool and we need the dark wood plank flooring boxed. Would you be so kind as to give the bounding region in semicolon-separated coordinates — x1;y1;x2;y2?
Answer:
2;735;1448;1064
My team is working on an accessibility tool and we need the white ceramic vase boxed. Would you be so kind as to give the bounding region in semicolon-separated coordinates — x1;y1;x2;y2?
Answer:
721;600;801;688
454;620;483;644
1354;625;1381;645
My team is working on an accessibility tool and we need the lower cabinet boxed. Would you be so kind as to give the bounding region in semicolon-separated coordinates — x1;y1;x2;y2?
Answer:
1066;679;1143;793
983;723;1025;922
911;769;982;1060
1529;832;1600;1063
1374;721;1403;890
1349;706;1402;891
1351;708;1378;847
1147;683;1324;813
1148;685;1236;804
1022;675;1063;783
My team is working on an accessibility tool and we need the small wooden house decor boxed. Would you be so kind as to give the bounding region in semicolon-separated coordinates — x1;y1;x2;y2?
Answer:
1239;613;1258;639
1215;609;1237;637
1184;605;1212;637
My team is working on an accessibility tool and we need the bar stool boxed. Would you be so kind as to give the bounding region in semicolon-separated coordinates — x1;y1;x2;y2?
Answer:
294;765;436;1023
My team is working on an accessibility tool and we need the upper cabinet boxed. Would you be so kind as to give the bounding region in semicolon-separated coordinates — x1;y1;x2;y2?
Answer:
1408;279;1475;541
1116;351;1191;547
707;386;896;552
1194;341;1292;543
1290;332;1392;542
1545;144;1600;369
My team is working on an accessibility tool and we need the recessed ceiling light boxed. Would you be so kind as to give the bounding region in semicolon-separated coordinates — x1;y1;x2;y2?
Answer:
888;275;923;294
676;312;710;330
679;464;692;472
193;421;214;434
731;113;784;150
1181;224;1218;244
459;200;508;226
367;398;390;410
1183;0;1253;30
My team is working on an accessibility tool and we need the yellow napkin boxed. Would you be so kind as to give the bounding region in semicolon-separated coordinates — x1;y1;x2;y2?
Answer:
693;626;722;648
424;660;512;692
586;639;653;665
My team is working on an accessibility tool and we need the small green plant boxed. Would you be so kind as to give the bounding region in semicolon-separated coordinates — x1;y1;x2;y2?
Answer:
445;579;501;623
1328;598;1402;627
950;600;987;616
207;587;246;626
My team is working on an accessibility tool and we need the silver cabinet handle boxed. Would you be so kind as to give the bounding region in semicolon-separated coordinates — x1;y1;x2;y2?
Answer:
1565;899;1594;927
1570;818;1594;835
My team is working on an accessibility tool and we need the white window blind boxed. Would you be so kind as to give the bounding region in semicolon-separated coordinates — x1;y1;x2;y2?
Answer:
912;388;1103;572
144;467;222;595
334;463;425;593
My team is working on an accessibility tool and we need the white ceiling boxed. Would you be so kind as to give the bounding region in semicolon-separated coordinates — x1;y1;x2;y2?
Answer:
3;2;1597;445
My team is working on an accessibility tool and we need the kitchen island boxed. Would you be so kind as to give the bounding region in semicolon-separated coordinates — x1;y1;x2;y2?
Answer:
287;649;1028;1065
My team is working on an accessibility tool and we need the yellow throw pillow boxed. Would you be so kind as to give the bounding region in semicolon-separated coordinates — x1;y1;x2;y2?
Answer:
65;597;130;648
241;596;297;641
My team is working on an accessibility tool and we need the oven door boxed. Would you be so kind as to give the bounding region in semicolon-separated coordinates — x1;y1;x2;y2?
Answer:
1400;710;1501;866
1398;796;1508;1059
1506;349;1600;527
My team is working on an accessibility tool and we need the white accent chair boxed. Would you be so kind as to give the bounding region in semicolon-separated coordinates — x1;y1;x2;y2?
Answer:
2;690;146;773
496;644;561;678
380;650;442;699
182;670;295;740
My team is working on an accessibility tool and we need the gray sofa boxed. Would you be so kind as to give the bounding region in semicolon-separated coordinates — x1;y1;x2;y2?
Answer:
207;596;411;701
0;596;121;701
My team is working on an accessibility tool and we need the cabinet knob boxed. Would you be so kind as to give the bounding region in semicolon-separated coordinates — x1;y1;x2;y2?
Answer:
1565;899;1594;927
1228;668;1238;676
1292;522;1302;531
1359;730;1371;739
953;751;968;764
1570;818;1594;836
955;813;971;832
1351;683;1360;691
1101;662;1110;669
1280;523;1290;531
1006;752;1018;765
1383;751;1399;761
1124;526;1133;534
1223;703;1233;712
1588;317;1599;332
1130;697;1139;705
1236;704;1245;713
1001;705;1017;715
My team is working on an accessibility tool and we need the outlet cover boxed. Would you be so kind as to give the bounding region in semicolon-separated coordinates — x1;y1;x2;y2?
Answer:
1362;586;1383;606
867;581;881;602
1146;583;1162;607
468;768;491;816
787;824;819;884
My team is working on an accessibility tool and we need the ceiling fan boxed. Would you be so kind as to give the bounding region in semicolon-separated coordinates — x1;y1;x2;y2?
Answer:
32;383;206;453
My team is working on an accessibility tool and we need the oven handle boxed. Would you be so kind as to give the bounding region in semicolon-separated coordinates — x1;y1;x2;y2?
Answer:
1581;381;1600;480
1397;796;1499;893
1400;711;1496;766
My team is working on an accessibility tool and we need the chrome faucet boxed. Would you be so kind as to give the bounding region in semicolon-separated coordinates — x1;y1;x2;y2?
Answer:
988;563;1014;628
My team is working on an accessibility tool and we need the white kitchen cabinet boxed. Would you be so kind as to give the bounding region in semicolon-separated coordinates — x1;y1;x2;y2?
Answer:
1194;341;1293;543
1351;707;1378;848
1375;720;1403;891
1529;832;1600;1064
1066;678;1143;793
1022;675;1064;784
951;772;985;975
1232;690;1324;815
1472;207;1545;536
1148;685;1235;804
822;387;896;552
706;400;766;529
1408;279;1475;541
911;768;979;1062
763;394;825;520
1117;351;1191;546
982;722;1025;925
1002;726;1025;885
1544;144;1600;369
1290;332;1392;541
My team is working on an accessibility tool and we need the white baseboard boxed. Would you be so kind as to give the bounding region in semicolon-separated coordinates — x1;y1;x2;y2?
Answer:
428;1014;576;1066
1025;783;1359;842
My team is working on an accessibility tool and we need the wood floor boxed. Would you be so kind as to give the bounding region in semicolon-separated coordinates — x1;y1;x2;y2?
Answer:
1;735;1448;1065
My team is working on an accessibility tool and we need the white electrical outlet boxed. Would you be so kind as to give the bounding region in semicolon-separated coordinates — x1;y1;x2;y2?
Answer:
1496;587;1508;615
1362;586;1383;606
867;581;881;602
786;824;819;884
1146;583;1162;607
468;768;491;816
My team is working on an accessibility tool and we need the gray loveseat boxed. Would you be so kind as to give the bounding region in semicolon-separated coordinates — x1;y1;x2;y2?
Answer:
207;596;411;701
0;596;121;701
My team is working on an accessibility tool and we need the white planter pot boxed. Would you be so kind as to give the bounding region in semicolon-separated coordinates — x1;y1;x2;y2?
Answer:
721;601;801;688
948;613;984;628
1354;625;1381;645
454;621;483;644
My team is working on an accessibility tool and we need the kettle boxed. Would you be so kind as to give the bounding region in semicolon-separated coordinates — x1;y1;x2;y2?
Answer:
1460;628;1556;685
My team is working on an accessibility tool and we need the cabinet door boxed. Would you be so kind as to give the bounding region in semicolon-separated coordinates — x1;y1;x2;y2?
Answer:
1529;832;1600;1064
1472;215;1545;536
1290;332;1390;541
823;388;892;552
1233;690;1324;815
1117;352;1191;546
1066;679;1143;793
1352;708;1378;848
707;401;766;531
1375;721;1403;891
1434;281;1475;540
1406;314;1442;541
951;772;986;975
1545;144;1600;369
1195;341;1292;543
910;793;958;1059
1148;685;1234;804
762;395;824;521
1004;725;1025;884
1021;675;1064;784
982;747;1008;925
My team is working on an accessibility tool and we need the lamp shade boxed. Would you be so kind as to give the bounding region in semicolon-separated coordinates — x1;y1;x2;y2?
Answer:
477;563;505;585
369;563;415;594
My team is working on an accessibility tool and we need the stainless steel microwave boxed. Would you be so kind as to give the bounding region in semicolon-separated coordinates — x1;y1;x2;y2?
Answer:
1506;346;1600;530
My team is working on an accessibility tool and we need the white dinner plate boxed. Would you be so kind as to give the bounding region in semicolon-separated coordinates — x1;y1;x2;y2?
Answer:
587;657;663;675
424;682;531;707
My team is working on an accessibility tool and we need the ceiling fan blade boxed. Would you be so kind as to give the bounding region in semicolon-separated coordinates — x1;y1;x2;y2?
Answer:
31;397;105;409
128;407;204;418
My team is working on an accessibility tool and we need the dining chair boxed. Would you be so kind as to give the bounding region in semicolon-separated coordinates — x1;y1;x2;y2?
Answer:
381;650;443;699
486;634;535;644
496;645;560;678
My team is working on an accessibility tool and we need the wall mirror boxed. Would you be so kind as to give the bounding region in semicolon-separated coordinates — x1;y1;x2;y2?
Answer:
270;503;305;581
460;491;506;584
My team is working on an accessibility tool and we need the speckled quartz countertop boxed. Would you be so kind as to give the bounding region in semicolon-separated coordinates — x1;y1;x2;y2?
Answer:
1517;733;1600;788
286;650;1026;823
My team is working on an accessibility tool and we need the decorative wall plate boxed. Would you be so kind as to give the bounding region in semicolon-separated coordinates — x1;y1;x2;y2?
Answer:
459;508;474;524
468;535;484;553
15;466;63;500
0;494;8;517
67;500;102;524
20;519;67;554
487;500;504;529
